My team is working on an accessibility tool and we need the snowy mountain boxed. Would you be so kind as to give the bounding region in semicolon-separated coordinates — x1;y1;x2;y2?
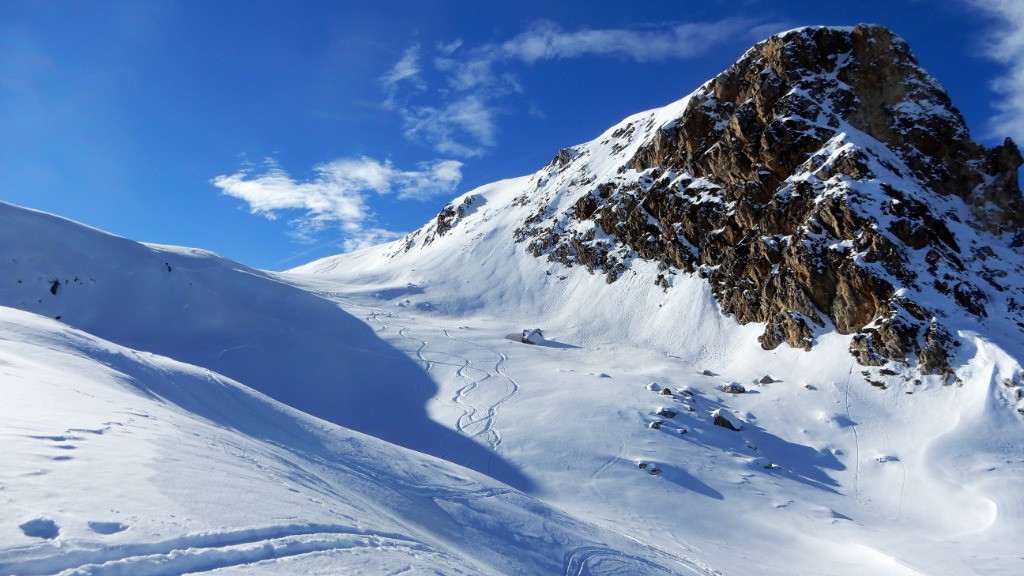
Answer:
305;24;1024;378
4;24;1024;575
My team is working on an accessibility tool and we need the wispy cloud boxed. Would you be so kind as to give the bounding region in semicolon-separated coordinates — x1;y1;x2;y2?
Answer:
965;0;1024;144
382;18;776;157
400;95;497;157
381;44;424;107
497;19;757;63
212;156;462;246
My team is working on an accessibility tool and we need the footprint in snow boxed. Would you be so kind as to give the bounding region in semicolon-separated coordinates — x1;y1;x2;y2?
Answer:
89;521;129;535
20;518;59;539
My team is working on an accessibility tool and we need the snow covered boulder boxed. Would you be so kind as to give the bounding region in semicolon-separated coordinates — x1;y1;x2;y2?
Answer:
712;409;743;431
521;328;544;344
656;407;678;419
722;382;746;394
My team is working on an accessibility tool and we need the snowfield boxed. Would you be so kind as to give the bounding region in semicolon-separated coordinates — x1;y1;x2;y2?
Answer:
0;307;699;575
2;187;1022;574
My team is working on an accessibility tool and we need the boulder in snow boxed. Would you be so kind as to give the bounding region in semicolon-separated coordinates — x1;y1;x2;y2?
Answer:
722;382;746;394
712;409;743;431
521;328;544;345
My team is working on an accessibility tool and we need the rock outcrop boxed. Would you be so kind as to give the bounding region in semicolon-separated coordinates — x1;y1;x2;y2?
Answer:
513;25;1024;374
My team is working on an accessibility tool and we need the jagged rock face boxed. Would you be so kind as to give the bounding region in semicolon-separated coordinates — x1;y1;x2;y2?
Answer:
512;24;1024;373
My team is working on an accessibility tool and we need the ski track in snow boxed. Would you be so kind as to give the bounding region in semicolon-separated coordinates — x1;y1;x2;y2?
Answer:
444;328;521;450
842;374;906;519
1;525;434;576
841;370;863;504
561;545;715;576
337;297;517;456
215;339;258;379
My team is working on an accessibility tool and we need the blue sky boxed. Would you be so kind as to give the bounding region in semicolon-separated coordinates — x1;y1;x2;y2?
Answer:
2;0;1022;270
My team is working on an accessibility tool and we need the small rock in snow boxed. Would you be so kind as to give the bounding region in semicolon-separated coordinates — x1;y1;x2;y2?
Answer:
659;387;673;396
647;382;661;392
723;382;747;394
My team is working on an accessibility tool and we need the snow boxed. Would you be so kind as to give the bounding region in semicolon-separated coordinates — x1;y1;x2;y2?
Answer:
3;178;1024;576
3;30;1024;572
0;307;696;575
275;79;1024;573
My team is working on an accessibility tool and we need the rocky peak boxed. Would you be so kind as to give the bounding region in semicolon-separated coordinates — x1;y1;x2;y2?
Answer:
632;25;1022;229
426;25;1024;375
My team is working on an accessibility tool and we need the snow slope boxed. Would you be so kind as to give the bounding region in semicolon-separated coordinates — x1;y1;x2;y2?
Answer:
0;200;528;490
282;259;1024;575
0;307;703;575
282;47;1024;572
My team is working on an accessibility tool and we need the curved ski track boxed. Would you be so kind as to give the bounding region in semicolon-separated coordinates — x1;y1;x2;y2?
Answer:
339;299;519;456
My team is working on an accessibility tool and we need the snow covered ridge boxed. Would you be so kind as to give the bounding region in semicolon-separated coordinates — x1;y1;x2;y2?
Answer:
377;24;1024;377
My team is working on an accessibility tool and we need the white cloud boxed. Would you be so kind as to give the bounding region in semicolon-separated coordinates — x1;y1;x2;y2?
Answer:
966;0;1024;144
212;156;462;248
400;96;496;158
341;228;407;252
497;19;757;63
382;18;778;157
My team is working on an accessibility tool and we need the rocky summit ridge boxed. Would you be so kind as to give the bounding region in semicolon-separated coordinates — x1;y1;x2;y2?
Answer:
410;24;1024;376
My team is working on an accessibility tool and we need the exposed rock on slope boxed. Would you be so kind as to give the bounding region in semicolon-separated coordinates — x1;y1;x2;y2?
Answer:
504;25;1023;374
